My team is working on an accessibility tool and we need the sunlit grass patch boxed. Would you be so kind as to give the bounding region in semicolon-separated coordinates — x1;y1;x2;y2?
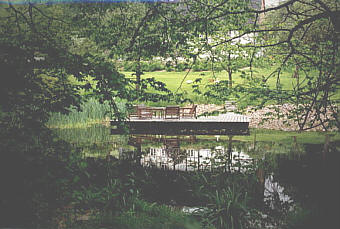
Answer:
122;66;309;105
232;128;340;145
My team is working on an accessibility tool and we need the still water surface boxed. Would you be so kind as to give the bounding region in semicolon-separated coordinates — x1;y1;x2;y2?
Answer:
53;125;340;227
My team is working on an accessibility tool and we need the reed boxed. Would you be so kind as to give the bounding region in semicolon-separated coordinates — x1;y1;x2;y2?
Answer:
47;98;114;128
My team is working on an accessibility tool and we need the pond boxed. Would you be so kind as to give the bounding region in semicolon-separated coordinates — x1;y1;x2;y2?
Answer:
53;125;340;228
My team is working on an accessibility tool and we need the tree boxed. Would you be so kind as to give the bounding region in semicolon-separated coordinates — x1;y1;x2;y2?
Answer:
69;2;178;92
171;0;255;101
259;0;340;130
0;3;130;225
180;0;339;130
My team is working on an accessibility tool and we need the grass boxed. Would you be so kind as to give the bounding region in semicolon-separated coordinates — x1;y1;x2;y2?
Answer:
233;128;340;144
123;66;298;104
123;66;340;105
47;98;128;129
123;66;294;91
47;98;111;128
184;129;339;145
66;199;202;229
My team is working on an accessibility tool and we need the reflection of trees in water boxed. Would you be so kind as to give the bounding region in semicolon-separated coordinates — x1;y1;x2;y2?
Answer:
57;129;338;227
130;135;256;172
119;134;339;217
264;173;293;211
53;125;131;158
109;134;340;228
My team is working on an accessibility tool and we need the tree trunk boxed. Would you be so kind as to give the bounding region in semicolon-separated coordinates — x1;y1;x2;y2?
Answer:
227;53;232;88
228;69;233;88
135;61;142;91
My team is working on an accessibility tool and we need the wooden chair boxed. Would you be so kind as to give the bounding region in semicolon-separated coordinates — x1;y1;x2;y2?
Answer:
180;104;197;119
165;106;180;119
129;105;152;119
128;105;140;119
138;107;153;119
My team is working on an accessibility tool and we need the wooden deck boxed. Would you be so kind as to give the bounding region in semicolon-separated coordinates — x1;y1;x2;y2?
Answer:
111;113;250;135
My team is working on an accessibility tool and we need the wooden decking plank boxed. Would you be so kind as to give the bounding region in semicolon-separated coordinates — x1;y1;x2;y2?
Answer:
111;112;250;135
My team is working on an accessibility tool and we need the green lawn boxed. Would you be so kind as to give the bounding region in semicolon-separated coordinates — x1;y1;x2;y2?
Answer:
123;66;295;91
122;66;301;104
123;66;340;106
234;128;340;144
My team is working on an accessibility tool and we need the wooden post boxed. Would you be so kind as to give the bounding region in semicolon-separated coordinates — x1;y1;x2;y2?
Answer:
189;135;197;142
253;130;257;150
226;135;233;172
238;151;241;172
256;167;265;201
292;135;298;153
198;150;200;171
323;134;330;162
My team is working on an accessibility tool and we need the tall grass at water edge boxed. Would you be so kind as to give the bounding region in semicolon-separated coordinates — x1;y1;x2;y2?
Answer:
47;98;126;128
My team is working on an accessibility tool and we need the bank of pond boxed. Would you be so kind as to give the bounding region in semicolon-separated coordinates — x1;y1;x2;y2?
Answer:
1;125;339;228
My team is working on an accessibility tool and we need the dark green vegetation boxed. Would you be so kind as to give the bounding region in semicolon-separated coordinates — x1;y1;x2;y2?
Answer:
0;0;339;228
51;127;340;229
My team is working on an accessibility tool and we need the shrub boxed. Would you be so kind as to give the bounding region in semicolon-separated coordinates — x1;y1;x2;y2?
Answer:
145;61;166;72
123;61;138;71
175;62;189;72
201;187;250;229
192;60;210;72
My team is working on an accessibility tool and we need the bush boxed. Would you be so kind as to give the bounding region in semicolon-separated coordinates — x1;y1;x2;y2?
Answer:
192;60;210;72
144;61;166;72
123;61;138;71
121;61;166;72
175;62;189;72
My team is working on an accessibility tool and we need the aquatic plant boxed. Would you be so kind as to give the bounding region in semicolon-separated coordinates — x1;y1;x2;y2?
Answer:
47;98;127;128
200;186;250;229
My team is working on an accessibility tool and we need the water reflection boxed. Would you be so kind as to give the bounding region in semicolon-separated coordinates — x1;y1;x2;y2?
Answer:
124;134;294;209
264;173;293;209
121;135;254;172
52;126;339;227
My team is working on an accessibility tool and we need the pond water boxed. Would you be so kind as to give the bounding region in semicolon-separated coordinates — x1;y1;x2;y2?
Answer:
53;125;340;228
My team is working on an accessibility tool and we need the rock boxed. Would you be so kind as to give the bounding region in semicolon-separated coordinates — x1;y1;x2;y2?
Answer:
197;103;338;131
